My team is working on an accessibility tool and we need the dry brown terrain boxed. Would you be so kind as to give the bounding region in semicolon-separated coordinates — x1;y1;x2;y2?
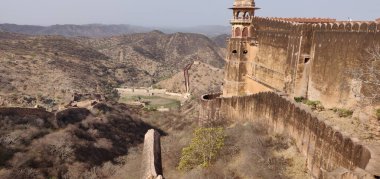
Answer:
0;31;119;108
110;102;308;179
155;62;224;96
0;102;160;179
0;30;226;108
0;29;311;179
75;31;226;87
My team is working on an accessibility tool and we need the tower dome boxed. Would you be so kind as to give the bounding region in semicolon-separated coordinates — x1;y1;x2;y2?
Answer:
233;0;255;7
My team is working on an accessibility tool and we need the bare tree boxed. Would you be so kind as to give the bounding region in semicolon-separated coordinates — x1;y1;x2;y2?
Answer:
348;44;380;107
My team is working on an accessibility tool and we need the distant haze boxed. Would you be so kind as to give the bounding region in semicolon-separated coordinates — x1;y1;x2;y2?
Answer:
0;0;379;27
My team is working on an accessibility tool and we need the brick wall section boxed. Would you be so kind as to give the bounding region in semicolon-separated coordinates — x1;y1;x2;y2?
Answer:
141;129;163;179
199;92;380;178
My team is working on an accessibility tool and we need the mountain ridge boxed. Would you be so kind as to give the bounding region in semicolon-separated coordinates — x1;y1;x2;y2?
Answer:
0;23;230;37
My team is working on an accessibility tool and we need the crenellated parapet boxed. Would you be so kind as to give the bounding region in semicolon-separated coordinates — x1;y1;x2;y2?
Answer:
252;16;380;33
311;21;380;33
270;17;337;24
199;92;380;178
252;17;303;33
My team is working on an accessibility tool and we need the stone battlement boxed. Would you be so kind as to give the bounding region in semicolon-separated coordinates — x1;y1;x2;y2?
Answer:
252;16;380;33
269;17;337;24
199;92;380;178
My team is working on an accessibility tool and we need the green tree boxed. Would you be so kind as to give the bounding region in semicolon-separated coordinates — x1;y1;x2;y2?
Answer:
178;127;225;171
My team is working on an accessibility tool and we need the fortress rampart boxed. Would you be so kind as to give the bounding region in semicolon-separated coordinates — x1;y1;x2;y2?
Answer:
199;92;380;178
224;16;380;108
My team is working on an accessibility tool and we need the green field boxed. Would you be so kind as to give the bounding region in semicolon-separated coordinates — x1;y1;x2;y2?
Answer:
119;95;181;111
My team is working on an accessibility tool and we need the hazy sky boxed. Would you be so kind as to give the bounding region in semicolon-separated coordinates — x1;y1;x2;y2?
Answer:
0;0;379;27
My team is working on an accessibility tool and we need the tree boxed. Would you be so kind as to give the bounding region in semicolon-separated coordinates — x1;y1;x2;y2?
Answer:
177;127;225;171
348;44;380;107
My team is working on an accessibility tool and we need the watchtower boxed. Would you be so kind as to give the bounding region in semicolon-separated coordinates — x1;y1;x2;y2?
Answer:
223;0;261;96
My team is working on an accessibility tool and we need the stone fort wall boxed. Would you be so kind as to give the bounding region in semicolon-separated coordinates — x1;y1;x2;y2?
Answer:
199;92;380;178
225;17;380;108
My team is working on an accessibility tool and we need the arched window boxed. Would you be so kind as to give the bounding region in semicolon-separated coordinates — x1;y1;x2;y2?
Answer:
235;27;241;37
242;27;248;37
244;12;250;19
236;11;242;19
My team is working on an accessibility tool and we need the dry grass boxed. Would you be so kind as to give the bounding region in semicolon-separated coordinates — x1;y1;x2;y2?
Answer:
155;62;223;97
130;103;309;179
0;102;158;179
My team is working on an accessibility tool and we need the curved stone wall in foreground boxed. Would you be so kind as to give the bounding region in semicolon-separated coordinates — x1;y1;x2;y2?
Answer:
200;92;380;178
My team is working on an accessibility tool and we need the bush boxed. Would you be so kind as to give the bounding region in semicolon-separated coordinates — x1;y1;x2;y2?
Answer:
0;147;13;166
143;106;157;111
332;108;354;118
294;97;305;103
304;100;324;111
178;127;225;171
376;109;380;120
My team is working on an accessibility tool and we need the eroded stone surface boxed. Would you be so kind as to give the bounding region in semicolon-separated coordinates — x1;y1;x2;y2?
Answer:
141;129;163;179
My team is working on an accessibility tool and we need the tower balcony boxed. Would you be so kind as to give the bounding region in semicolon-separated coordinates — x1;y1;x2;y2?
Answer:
230;18;252;24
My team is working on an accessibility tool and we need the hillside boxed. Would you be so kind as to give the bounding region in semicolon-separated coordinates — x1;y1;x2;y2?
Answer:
0;30;227;107
0;102;158;179
211;34;229;48
159;25;231;37
0;24;230;37
0;24;150;37
155;62;224;96
75;31;226;87
0;31;119;108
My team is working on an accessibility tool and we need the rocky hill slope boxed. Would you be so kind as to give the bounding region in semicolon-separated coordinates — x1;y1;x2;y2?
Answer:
211;34;229;48
155;62;224;96
0;24;150;37
0;24;230;37
0;31;119;108
75;31;226;87
0;30;227;107
0;102;158;179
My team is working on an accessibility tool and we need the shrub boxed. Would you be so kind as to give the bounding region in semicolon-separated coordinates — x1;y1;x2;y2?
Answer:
304;100;324;111
332;108;354;118
294;97;305;103
0;147;13;166
178;127;225;171
376;109;380;120
143;106;157;111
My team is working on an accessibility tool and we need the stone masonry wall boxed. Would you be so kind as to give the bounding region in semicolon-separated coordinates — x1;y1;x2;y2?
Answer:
308;30;380;108
199;92;380;178
242;17;380;108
